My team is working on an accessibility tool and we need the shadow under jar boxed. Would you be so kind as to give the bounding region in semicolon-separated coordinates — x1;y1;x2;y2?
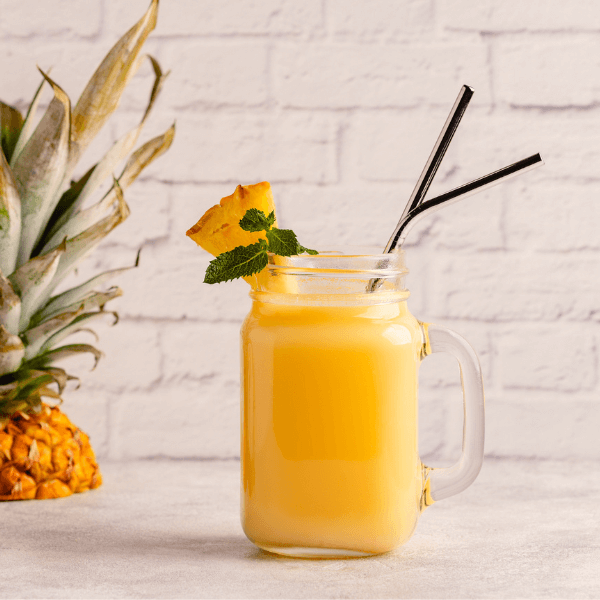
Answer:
241;248;485;558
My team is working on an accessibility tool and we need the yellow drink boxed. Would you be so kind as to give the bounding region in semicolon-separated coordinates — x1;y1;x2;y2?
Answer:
241;294;426;556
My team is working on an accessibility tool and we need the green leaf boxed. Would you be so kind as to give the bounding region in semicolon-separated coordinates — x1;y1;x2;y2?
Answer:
0;102;24;164
204;240;269;284
10;75;46;168
266;227;300;257
297;245;318;256
0;142;21;274
68;0;159;174
12;69;71;267
239;209;275;233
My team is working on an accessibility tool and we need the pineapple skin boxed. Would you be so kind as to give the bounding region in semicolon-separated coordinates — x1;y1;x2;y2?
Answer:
0;403;101;500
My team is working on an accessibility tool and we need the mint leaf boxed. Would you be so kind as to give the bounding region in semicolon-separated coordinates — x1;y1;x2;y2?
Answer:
204;239;269;284
266;228;300;257
239;209;275;233
298;245;318;256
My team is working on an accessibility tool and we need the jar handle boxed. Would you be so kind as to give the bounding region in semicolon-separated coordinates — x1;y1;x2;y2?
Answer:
420;322;485;504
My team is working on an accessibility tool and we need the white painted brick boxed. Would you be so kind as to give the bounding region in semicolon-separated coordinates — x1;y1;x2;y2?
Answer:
277;183;416;248
441;0;600;32
485;395;600;460
160;42;268;109
1;41;106;108
82;319;162;392
352;110;461;184
505;181;600;252
495;41;600;107
425;193;504;251
274;42;492;109
429;253;600;322
107;0;323;37
0;0;101;38
161;321;240;385
498;324;596;392
329;0;434;41
156;112;337;184
112;380;240;459
440;110;600;183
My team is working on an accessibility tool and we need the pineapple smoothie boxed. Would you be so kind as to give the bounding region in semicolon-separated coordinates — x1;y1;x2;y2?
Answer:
240;294;425;555
187;182;486;558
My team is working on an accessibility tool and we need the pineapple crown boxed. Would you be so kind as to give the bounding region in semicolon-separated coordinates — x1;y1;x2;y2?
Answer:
0;0;174;422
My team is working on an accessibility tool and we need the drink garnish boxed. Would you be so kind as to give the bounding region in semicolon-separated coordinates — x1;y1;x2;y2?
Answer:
203;209;317;284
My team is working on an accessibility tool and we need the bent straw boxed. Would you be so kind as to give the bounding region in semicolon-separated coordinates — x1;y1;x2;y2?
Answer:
393;153;544;250
397;85;474;228
367;153;544;292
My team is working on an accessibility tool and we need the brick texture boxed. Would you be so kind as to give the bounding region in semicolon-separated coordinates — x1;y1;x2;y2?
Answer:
2;0;599;465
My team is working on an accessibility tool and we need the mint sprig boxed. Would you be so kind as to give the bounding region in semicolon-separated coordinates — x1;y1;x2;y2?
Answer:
204;210;317;284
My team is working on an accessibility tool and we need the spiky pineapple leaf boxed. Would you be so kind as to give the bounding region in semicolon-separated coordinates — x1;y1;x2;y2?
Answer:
0;271;21;335
32;256;137;326
119;123;176;188
35;185;130;308
39;311;116;357
12;70;71;267
30;287;122;330
10;76;46;167
24;344;103;371
68;0;159;173
73;55;169;212
22;309;83;360
0;102;23;164
40;185;118;255
32;166;94;258
0;144;21;275
8;241;65;333
0;325;25;377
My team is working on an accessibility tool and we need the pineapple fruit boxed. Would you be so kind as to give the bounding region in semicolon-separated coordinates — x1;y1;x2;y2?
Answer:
0;0;174;500
186;182;277;288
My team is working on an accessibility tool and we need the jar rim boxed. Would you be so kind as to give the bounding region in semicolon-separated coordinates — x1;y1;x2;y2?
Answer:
267;246;407;276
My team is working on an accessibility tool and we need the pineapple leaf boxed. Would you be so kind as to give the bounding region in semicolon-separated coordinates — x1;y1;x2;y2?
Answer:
0;102;24;164
40;186;118;255
39;183;129;302
39;311;116;356
68;0;159;173
8;241;65;333
22;308;83;360
30;287;122;328
0;271;21;335
71;55;169;214
32;259;136;326
119;123;175;188
35;166;94;255
12;70;71;267
0;324;25;377
24;343;103;371
0;144;21;275
9;75;46;167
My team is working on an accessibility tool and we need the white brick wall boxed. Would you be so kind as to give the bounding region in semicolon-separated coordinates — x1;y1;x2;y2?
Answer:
2;0;599;464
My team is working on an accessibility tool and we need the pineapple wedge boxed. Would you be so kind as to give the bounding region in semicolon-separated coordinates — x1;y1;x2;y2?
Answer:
187;182;278;289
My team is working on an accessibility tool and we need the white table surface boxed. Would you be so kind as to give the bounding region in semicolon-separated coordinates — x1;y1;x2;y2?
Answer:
0;458;598;599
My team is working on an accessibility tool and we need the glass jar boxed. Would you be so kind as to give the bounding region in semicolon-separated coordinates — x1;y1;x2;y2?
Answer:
240;248;485;557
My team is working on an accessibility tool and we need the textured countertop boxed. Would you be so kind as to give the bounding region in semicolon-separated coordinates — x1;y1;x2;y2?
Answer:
0;458;599;599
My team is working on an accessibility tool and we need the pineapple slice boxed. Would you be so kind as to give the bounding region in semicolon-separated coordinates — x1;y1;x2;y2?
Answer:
186;182;277;288
186;182;276;255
